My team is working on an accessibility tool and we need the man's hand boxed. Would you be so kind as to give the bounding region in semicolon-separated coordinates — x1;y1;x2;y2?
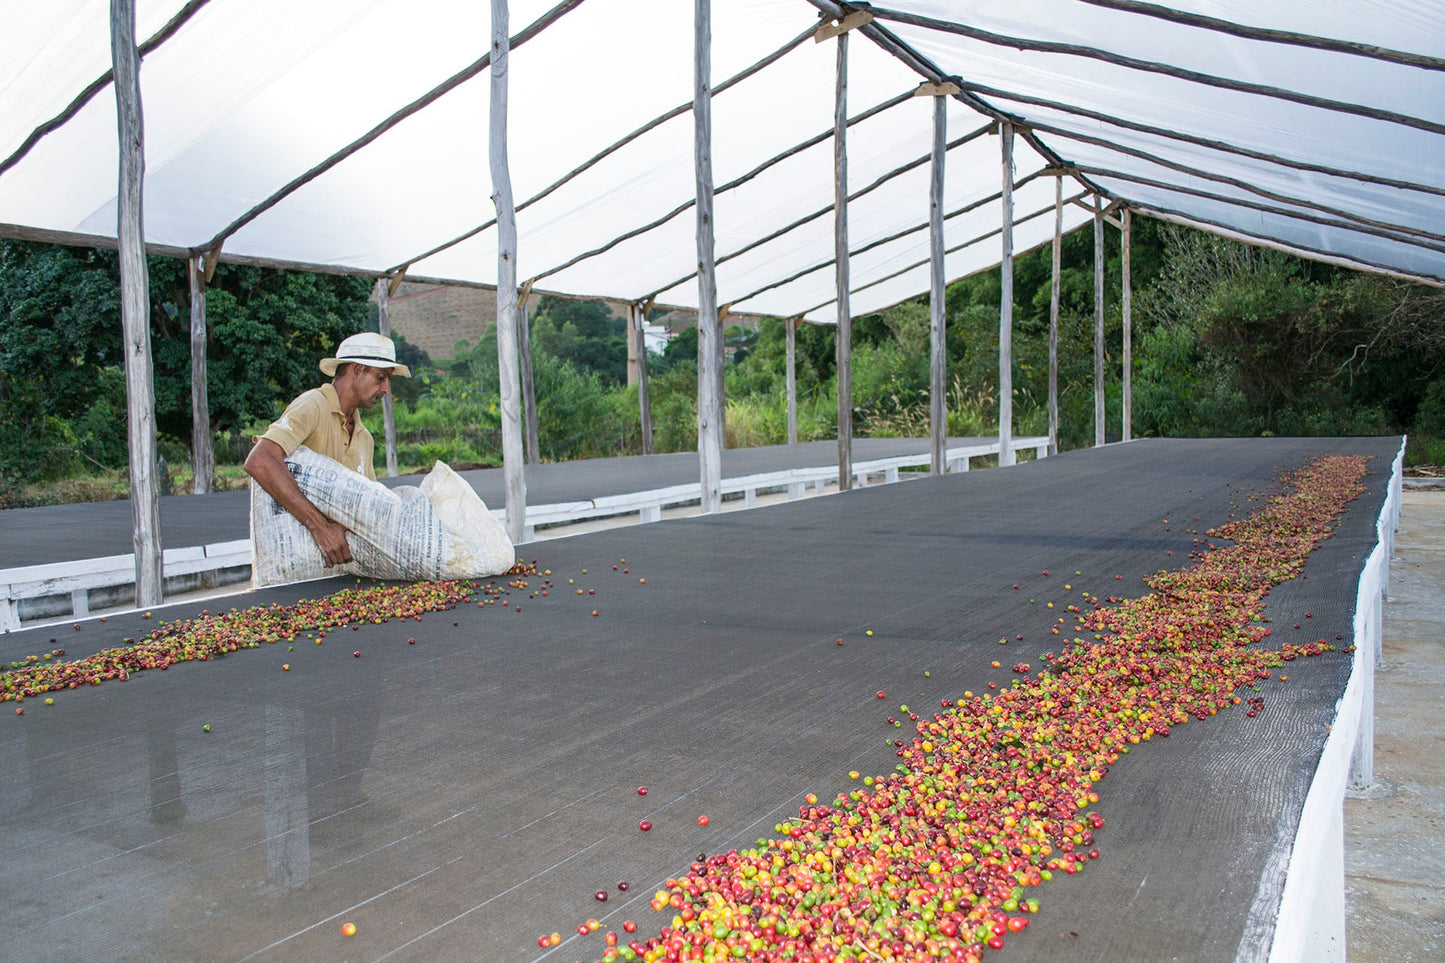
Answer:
308;517;353;567
244;439;354;566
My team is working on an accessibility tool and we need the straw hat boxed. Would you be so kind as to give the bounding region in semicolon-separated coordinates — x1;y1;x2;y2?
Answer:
319;332;411;378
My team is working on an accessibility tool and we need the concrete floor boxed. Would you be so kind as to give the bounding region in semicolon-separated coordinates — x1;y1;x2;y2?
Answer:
1345;488;1445;961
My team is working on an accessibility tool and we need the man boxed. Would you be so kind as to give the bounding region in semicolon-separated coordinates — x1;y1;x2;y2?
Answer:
244;332;410;568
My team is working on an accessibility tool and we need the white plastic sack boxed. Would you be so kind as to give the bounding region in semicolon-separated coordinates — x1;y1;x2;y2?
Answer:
250;447;514;588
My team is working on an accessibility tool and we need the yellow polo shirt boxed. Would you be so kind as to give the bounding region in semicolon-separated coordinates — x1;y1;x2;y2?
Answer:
258;384;376;481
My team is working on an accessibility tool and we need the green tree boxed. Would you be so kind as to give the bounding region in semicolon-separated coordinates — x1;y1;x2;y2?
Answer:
530;295;628;384
1135;225;1445;445
724;322;758;365
0;239;375;481
149;259;375;439
1;241;124;480
727;317;835;394
532;352;626;459
655;324;698;374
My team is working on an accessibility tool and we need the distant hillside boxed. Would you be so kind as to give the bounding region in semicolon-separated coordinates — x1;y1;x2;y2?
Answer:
377;281;537;361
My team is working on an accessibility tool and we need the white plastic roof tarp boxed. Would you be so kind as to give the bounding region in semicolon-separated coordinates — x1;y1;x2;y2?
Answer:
1;0;1441;328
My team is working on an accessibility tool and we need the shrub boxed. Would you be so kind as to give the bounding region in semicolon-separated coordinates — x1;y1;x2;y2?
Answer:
725;396;784;448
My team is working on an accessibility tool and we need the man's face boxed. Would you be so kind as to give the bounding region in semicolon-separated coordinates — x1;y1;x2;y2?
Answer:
348;364;393;409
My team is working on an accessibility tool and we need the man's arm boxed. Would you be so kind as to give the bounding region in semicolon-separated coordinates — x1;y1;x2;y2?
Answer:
244;439;354;566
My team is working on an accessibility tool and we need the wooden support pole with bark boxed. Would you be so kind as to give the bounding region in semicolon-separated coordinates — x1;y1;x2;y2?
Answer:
187;255;213;493
786;316;799;446
627;302;642;386
717;306;728;450
374;277;399;477
928;91;947;475
1093;195;1106;447
1048;176;1062;457
633;302;654;456
694;0;723;514
833;28;853;491
997;120;1015;467
490;0;527;543
111;0;163;608
518;281;539;464
1121;207;1133;442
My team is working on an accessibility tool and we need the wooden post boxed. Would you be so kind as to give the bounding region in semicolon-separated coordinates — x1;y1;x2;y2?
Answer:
694;0;722;513
633;302;654;456
1093;195;1106;447
717;310;727;450
997;120;1015;467
785;316;798;445
833;29;853;491
374;278;398;477
1121;207;1133;442
490;0;527;544
928;92;947;475
1048;176;1062;457
111;0;162;609
187;255;213;494
626;301;641;387
518;284;540;464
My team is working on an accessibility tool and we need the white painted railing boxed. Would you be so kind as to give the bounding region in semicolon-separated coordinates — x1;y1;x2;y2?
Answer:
0;437;1047;631
519;438;1049;538
1264;437;1404;963
0;539;253;632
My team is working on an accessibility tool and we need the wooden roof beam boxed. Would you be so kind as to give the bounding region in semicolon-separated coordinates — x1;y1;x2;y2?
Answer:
0;0;211;181
946;77;1445;199
1132;203;1445;288
532;86;932;289
733;176;1072;309
389;24;817;276
1075;164;1445;254
198;0;588;257
790;189;1092;318
1040;121;1445;244
1076;0;1445;72
864;5;1445;136
639;120;996;304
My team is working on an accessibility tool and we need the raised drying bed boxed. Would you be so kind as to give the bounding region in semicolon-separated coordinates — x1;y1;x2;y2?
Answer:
1;438;1047;630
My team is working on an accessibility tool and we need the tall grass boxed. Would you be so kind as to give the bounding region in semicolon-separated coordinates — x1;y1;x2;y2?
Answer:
858;376;1045;439
725;392;836;447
